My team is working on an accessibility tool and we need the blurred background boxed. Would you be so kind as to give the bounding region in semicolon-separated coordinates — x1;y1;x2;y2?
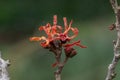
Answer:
0;0;120;80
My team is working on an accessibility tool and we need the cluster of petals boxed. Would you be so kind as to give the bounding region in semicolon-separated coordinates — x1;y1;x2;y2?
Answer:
30;15;86;49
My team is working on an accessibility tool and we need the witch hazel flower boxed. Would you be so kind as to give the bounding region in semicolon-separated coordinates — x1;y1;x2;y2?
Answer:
30;15;86;58
30;15;86;80
30;15;86;48
30;15;86;64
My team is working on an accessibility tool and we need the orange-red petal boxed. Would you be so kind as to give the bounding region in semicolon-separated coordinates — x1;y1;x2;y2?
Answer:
63;17;68;30
64;40;86;48
53;15;57;25
69;27;79;39
52;62;58;68
39;26;44;31
30;37;42;41
69;20;73;27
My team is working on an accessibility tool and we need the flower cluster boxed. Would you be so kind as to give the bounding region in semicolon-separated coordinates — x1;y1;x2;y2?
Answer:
30;15;86;58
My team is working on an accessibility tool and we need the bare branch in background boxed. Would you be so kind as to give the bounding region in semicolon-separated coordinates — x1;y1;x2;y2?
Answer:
105;0;120;80
0;51;10;80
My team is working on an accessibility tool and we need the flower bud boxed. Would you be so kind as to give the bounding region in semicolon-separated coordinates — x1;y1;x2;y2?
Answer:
64;47;77;58
69;49;77;58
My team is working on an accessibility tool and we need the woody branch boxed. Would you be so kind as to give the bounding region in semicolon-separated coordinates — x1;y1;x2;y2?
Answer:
49;40;69;80
0;51;10;80
105;0;120;80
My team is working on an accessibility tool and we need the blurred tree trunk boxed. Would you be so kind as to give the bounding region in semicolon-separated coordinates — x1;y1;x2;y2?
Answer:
0;52;10;80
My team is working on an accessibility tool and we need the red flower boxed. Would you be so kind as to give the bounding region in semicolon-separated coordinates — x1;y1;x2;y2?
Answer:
64;40;87;48
64;40;86;58
30;15;86;49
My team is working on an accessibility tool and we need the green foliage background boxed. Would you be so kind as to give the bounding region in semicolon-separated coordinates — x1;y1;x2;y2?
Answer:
0;0;120;80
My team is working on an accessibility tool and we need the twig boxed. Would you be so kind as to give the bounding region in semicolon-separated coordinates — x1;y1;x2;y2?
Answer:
49;40;69;80
0;51;10;80
54;48;62;80
105;0;120;80
54;57;69;80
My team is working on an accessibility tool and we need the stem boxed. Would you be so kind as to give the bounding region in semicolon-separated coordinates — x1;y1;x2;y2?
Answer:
55;73;61;80
54;57;69;80
50;40;69;80
105;0;120;80
54;50;62;80
54;64;62;80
